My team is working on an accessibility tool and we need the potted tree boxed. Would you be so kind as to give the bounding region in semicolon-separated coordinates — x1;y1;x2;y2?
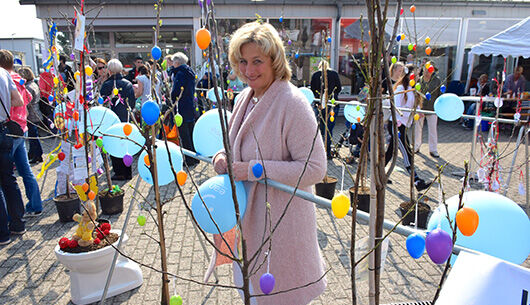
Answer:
96;139;125;215
399;199;432;229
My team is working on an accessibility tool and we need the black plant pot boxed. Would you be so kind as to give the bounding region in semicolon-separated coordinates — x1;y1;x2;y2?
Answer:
349;186;370;213
399;201;431;229
53;195;80;223
315;176;338;200
99;192;125;215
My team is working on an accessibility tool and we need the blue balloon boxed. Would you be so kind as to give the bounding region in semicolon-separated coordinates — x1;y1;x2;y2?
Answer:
102;123;145;158
207;87;224;103
192;109;232;157
141;100;160;125
427;191;530;264
298;87;315;104
86;106;120;137
434;93;464;121
440;84;446;93
406;233;426;259
138;140;183;186
344;104;365;123
252;163;263;178
191;174;247;234
425;92;431;100
151;46;162;61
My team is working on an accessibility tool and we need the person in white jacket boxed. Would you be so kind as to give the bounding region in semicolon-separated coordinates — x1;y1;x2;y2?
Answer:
384;62;432;191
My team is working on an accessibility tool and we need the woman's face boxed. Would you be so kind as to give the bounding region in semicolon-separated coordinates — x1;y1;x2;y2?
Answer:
391;65;404;82
238;42;275;97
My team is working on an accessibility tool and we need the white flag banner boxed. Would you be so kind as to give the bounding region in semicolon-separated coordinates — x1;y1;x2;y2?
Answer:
435;251;530;305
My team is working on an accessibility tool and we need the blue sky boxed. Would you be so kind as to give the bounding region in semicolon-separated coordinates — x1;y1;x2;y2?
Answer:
0;0;43;40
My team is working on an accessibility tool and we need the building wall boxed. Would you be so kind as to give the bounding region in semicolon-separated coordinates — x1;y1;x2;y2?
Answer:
32;2;530;90
0;38;44;75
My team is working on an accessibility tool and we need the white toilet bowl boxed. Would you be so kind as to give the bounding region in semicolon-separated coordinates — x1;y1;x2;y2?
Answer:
54;230;143;305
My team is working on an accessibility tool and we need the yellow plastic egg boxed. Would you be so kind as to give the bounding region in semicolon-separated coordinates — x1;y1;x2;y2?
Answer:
330;116;335;122
113;88;119;95
331;193;350;219
414;114;420;121
425;37;431;44
85;66;93;77
409;79;416;87
53;77;59;85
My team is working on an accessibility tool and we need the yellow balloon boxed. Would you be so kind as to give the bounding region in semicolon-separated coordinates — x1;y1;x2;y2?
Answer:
85;66;93;77
425;37;431;44
409;79;416;87
113;88;119;95
414;114;420;121
331;193;350;219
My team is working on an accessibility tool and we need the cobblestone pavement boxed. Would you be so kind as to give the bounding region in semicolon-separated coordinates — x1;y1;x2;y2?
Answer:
0;117;528;305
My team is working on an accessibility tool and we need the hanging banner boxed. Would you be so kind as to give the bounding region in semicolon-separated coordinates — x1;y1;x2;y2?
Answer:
435;251;530;305
73;8;86;51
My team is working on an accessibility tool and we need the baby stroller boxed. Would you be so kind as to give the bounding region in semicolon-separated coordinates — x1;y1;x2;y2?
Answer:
333;121;364;164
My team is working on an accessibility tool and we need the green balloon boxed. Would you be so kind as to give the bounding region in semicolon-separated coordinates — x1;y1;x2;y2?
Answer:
170;295;183;305
137;215;146;226
391;56;397;64
415;83;421;90
408;43;413;51
174;114;183;127
96;138;103;148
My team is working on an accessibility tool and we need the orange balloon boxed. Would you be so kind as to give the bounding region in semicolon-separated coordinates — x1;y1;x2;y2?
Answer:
82;183;89;192
410;5;416;13
425;47;432;56
196;28;211;50
177;171;187;186
456;206;479;236
87;191;96;200
123;123;132;136
144;154;150;167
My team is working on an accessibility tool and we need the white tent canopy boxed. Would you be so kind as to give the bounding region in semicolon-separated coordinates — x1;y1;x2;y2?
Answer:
470;16;530;58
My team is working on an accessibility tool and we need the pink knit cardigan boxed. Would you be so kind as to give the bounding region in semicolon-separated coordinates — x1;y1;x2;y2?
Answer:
207;80;328;304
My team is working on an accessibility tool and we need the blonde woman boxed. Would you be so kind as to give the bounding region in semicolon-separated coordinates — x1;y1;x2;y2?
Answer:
210;22;327;304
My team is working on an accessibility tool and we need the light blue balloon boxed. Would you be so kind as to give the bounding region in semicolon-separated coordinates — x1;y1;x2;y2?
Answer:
192;109;232;157
207;87;224;103
54;103;84;131
434;93;464;121
86;106;120;137
344;104;365;123
191;174;247;234
427;191;530;264
299;87;315;104
138;140;183;186
102;123;145;158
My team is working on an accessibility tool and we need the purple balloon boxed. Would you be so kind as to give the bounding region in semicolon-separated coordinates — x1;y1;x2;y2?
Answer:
123;154;133;167
426;228;453;264
259;273;275;294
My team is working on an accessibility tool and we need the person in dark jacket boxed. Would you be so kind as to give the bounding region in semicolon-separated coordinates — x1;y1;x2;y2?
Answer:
59;54;75;92
125;56;143;84
310;60;341;159
100;58;136;180
171;52;199;166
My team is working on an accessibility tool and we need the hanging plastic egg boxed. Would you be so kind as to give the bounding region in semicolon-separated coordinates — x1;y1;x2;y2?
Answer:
391;56;397;64
425;47;432;56
169;295;183;305
196;28;211;50
414;114;420;121
415;83;421;91
113;88;119;95
409;79;416;87
177;171;187;186
123;154;133;167
85;66;93;77
455;206;479;236
426;92;431;100
440;85;446;93
252;163;263;178
406;233;426;259
410;5;416;13
174;114;183;127
137;215;146;226
331;193;350;219
259;273;275;294
144;154;150;167
123;123;133;136
151;45;162;60
53;77;59;85
425;37;431;44
58;151;66;161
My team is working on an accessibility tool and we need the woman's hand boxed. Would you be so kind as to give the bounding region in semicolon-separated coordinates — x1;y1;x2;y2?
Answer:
213;152;228;174
232;162;249;181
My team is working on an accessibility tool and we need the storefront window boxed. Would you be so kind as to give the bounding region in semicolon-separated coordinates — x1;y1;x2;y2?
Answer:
398;17;461;83
115;32;152;48
119;52;150;69
87;31;110;49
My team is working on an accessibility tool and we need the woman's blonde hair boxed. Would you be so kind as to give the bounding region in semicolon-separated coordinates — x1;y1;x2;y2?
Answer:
229;22;291;82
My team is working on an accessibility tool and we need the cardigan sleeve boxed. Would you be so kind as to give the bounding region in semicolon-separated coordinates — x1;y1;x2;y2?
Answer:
247;93;327;188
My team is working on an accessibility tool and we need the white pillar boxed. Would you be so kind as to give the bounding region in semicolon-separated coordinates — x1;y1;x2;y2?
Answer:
193;17;202;71
453;18;468;81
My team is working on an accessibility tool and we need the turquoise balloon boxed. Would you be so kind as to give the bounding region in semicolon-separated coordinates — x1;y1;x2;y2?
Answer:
137;140;183;185
427;191;530;264
191;174;247;234
86;106;120;137
299;87;315;104
344;104;365;123
192;109;232;157
207;87;224;103
434;93;464;121
102;123;145;158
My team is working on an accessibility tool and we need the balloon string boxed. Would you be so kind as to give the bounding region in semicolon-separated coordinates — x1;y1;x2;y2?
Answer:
266;251;270;274
341;164;345;192
414;199;418;230
173;275;177;296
